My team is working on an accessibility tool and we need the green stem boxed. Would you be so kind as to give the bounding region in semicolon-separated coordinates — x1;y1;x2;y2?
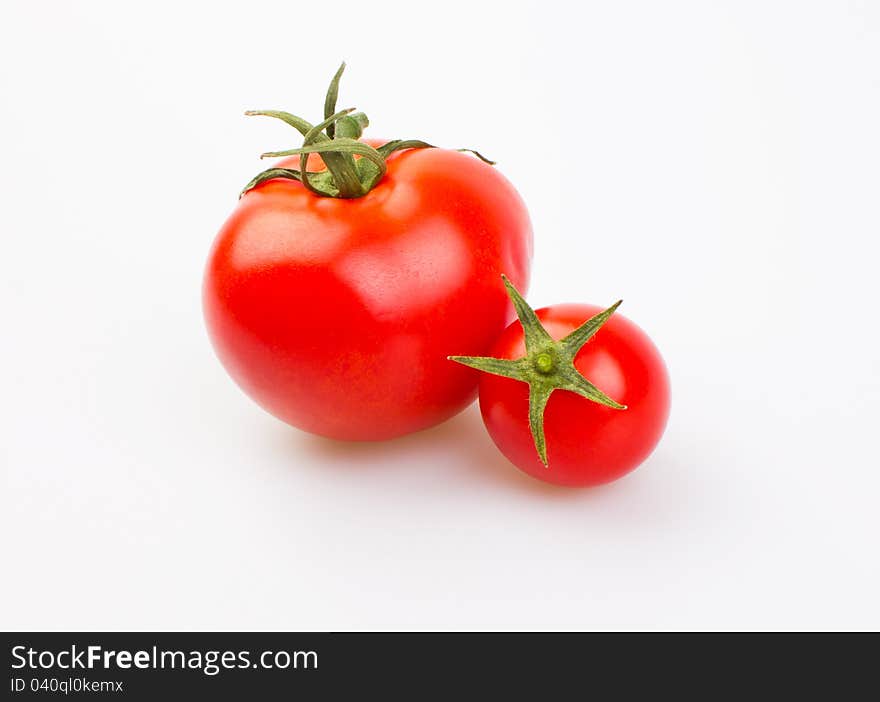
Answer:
449;276;626;467
312;149;364;199
241;62;495;198
300;108;362;197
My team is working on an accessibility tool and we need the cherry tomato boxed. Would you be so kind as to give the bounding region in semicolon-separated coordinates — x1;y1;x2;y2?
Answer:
203;146;531;440
454;281;669;486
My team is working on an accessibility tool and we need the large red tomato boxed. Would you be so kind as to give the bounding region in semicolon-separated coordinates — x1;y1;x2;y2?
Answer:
203;71;532;440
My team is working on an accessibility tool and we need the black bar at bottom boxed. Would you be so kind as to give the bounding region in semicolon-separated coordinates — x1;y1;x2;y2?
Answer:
1;632;876;698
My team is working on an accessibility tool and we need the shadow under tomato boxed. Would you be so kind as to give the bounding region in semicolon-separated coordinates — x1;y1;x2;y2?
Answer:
281;403;657;499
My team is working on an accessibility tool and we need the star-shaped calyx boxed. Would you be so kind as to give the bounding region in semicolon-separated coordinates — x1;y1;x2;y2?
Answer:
449;276;627;466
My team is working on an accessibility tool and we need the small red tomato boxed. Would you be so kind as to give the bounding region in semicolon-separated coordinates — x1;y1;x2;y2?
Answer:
203;65;532;440
452;278;670;487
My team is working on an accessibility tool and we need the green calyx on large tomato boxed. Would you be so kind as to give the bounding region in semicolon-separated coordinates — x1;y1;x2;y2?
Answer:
241;62;494;199
450;276;626;466
203;64;533;441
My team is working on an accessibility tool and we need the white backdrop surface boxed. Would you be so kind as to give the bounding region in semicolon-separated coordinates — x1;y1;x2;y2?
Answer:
1;0;878;630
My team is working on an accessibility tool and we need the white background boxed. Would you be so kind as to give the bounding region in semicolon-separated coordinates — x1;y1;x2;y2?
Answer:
2;1;878;631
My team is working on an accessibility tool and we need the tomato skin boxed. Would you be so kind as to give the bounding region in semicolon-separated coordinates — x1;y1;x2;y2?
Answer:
477;305;670;486
203;146;532;440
